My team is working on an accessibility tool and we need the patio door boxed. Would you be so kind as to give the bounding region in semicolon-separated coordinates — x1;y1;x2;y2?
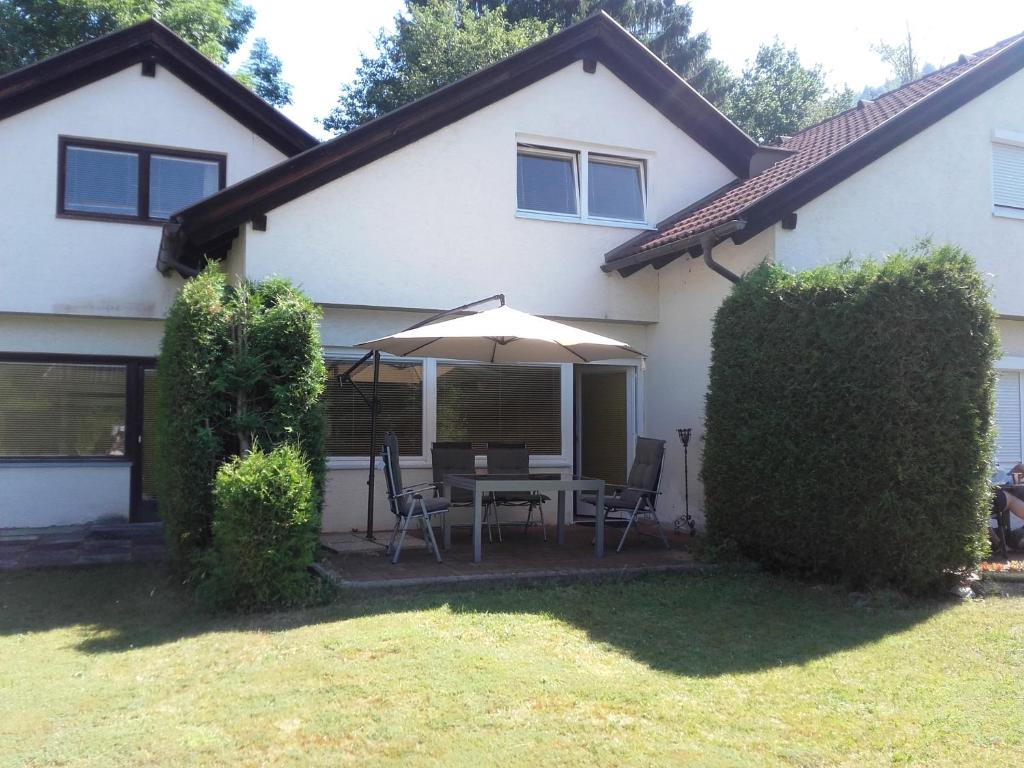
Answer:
575;367;630;487
129;365;160;522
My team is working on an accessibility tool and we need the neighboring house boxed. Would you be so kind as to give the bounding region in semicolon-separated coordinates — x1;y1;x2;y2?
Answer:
3;14;1024;532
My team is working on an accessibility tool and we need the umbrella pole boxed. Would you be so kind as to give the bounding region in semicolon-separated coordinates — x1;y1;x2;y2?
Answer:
365;350;381;540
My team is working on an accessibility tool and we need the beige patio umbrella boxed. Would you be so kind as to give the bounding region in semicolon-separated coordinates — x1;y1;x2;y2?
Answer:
341;294;644;537
356;302;644;363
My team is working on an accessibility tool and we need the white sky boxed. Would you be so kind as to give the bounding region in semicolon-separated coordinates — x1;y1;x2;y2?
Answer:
229;0;1024;139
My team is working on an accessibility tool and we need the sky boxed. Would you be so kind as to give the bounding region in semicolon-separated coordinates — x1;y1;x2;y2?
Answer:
229;0;1024;139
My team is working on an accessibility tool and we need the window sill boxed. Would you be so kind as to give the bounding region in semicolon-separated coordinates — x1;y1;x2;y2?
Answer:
57;211;168;227
994;206;1024;221
515;210;655;230
326;456;572;470
0;457;130;466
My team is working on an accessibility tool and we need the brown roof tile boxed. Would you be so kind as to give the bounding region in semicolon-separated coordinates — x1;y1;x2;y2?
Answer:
606;32;1024;272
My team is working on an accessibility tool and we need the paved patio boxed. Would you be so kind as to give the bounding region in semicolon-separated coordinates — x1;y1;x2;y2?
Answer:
319;523;705;589
0;522;166;570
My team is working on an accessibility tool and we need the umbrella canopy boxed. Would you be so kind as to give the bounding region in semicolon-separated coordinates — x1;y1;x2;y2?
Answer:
356;304;644;363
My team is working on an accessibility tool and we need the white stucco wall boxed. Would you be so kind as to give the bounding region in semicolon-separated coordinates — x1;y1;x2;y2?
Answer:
0;313;165;356
0;62;286;321
641;232;774;528
774;66;1024;317
0;463;130;528
241;60;737;325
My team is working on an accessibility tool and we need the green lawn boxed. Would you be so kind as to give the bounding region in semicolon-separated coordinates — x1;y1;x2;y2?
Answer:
1;566;1022;767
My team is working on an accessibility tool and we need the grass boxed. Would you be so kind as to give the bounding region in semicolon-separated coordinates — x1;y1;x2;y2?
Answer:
1;566;1022;767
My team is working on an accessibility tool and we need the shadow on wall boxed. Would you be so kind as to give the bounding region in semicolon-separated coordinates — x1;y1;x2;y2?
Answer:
0;564;948;678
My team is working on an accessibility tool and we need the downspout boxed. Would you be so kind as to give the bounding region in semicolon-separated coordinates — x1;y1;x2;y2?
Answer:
700;231;742;284
156;220;199;278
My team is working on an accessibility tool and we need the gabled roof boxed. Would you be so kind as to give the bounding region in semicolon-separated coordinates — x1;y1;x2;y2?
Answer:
0;19;318;156
158;11;760;275
604;31;1024;276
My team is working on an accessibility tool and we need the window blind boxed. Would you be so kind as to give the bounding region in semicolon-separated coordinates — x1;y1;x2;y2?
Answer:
517;150;578;215
64;146;139;216
323;360;424;457
996;370;1023;468
436;363;561;455
149;155;220;219
0;361;127;458
993;142;1024;211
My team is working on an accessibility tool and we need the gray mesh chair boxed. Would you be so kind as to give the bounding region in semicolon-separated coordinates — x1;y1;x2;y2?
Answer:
589;437;669;552
431;441;505;541
382;431;448;564
486;442;549;541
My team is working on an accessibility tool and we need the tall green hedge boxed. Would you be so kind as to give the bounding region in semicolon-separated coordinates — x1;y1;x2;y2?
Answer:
703;245;998;593
156;265;326;571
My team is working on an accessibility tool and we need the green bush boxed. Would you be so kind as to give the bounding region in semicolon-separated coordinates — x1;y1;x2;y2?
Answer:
703;244;998;593
156;265;327;572
201;444;320;610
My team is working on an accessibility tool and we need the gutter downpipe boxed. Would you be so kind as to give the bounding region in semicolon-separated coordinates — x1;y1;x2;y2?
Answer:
156;220;199;278
700;232;742;285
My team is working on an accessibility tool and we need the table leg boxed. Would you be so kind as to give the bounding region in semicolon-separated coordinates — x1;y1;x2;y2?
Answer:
595;484;605;558
556;490;566;545
473;487;483;564
443;481;452;550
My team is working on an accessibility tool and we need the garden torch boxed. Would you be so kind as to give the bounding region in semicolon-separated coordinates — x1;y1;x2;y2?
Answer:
675;428;696;536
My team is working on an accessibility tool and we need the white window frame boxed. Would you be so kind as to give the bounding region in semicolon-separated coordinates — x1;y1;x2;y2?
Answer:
992;129;1024;221
323;351;573;470
515;146;580;218
994;356;1024;469
515;134;654;230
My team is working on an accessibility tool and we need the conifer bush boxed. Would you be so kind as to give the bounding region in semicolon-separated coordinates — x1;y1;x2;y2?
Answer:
156;265;326;580
703;244;998;593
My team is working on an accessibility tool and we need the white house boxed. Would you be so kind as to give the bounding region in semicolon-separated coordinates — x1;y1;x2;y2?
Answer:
3;15;1024;534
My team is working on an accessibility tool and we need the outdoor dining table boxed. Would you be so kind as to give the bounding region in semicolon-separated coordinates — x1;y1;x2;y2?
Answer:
442;472;606;563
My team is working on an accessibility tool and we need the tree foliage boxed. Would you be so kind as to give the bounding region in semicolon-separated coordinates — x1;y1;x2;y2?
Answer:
703;244;998;594
723;40;856;144
156;265;326;571
322;0;733;134
0;0;255;74
321;0;549;134
236;36;292;107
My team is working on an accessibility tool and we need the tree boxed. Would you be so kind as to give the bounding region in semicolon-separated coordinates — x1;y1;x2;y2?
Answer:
321;0;549;134
860;28;935;100
236;37;292;107
0;0;255;74
723;41;856;144
456;0;735;104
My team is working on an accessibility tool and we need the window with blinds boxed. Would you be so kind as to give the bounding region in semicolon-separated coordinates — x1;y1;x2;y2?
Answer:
993;141;1024;213
323;360;424;457
0;361;127;458
149;155;221;219
59;138;224;222
996;370;1024;468
436;363;561;455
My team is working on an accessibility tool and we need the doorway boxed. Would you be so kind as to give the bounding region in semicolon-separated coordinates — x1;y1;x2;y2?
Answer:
575;366;632;487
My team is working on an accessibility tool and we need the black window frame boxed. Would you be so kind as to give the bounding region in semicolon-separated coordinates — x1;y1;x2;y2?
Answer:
56;136;227;226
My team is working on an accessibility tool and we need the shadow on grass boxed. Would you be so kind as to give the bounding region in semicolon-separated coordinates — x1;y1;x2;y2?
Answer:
0;562;951;678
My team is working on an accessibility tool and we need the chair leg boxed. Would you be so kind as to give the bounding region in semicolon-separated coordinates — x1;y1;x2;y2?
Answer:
391;513;412;564
523;503;533;536
649;506;671;550
492;502;503;542
385;514;402;556
484;499;495;543
617;501;643;553
421;511;443;564
538;501;547;541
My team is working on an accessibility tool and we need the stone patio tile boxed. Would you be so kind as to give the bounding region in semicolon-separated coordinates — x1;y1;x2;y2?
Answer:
21;550;81;567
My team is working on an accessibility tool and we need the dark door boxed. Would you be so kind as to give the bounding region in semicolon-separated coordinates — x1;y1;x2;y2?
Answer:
578;369;628;486
130;365;160;522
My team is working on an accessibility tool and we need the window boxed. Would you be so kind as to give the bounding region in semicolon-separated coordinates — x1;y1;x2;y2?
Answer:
516;143;647;226
993;140;1024;216
58;137;225;223
436;363;561;454
517;148;579;215
996;370;1024;468
0;361;127;458
323;359;424;457
588;155;645;222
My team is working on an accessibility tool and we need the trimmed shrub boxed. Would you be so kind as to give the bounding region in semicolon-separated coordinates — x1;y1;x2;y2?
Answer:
156;265;327;572
703;244;998;593
201;444;320;610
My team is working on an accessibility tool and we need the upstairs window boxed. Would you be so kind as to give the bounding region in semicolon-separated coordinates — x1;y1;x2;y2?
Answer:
58;137;225;224
994;138;1024;217
516;143;647;226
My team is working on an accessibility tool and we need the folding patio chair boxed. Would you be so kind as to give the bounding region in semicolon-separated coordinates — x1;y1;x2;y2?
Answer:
585;437;669;552
382;431;448;564
486;441;549;541
431;441;503;541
